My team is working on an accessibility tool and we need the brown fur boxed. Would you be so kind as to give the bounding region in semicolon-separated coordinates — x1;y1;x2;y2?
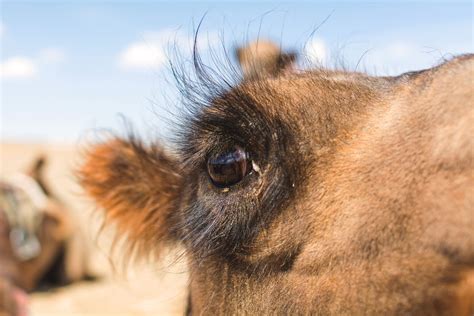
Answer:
79;138;182;259
80;41;474;315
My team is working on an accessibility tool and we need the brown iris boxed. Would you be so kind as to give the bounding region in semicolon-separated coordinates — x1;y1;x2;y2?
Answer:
207;146;251;188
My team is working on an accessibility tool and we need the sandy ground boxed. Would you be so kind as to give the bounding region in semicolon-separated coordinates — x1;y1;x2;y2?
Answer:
0;142;188;316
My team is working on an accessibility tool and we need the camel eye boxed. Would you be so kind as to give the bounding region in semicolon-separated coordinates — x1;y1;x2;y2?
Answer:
207;146;251;188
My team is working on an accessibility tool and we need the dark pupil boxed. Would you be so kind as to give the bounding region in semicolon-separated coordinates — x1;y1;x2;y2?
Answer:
207;147;249;187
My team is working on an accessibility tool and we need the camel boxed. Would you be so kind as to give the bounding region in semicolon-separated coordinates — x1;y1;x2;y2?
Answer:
80;40;473;315
1;157;93;316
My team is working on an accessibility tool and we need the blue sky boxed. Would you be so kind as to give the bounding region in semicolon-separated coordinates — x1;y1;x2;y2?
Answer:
1;1;472;142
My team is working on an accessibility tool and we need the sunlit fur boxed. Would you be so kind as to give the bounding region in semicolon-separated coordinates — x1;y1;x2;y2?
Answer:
79;38;474;315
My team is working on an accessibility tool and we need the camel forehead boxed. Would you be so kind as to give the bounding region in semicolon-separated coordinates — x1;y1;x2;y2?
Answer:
228;70;374;111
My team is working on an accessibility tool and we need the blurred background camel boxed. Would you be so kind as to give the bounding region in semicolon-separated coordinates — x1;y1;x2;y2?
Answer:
0;156;94;315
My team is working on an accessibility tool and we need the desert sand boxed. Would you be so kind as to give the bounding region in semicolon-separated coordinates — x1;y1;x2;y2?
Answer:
1;142;188;316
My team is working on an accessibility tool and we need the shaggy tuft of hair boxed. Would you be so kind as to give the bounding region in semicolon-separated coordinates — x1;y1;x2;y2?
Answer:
78;135;182;260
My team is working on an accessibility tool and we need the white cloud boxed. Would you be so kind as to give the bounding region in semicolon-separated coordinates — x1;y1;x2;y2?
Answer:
0;57;38;79
118;29;219;71
119;41;167;70
38;48;66;64
384;41;416;59
1;48;65;80
365;41;429;75
305;38;329;65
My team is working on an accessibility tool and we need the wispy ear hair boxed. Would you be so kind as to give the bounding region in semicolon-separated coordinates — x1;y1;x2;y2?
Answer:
78;135;182;261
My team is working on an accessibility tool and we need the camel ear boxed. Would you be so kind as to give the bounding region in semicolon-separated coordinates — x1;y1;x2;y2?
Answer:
78;137;182;258
236;40;297;79
27;155;52;196
29;155;47;175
